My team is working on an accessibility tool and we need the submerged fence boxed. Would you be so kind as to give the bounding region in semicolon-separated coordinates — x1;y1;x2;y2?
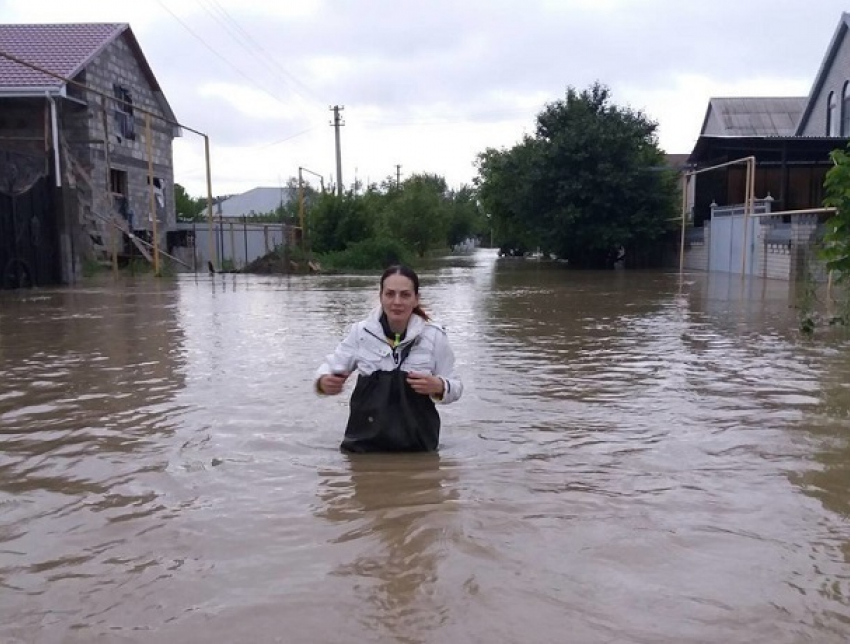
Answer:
171;220;291;271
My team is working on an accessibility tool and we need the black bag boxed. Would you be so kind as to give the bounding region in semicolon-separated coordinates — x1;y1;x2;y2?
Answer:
341;342;440;453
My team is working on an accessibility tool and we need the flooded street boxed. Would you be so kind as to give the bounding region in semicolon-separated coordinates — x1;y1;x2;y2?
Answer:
3;249;850;643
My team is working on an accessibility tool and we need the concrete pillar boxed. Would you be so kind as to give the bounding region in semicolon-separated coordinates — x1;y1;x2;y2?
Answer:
789;213;819;283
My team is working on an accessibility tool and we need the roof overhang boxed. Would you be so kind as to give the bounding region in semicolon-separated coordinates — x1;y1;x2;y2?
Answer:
0;85;66;98
689;135;850;166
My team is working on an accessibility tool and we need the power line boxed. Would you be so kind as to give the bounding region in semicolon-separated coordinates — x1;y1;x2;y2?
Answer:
257;126;319;149
175;125;319;177
201;0;326;107
154;0;297;111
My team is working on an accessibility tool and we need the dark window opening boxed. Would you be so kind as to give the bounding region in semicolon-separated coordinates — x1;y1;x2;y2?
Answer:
828;91;839;136
109;168;128;195
110;168;132;228
147;176;166;209
113;84;136;140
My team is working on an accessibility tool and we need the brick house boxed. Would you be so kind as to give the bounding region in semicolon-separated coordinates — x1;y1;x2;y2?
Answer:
0;23;179;287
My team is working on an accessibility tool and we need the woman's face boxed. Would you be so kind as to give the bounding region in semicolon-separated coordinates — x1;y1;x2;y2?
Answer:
380;273;419;329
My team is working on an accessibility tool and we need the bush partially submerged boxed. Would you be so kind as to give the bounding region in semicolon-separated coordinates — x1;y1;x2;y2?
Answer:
318;237;412;271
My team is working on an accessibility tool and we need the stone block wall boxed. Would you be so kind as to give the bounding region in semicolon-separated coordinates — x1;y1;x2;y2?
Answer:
762;245;791;280
67;33;177;241
682;223;710;271
789;215;822;283
0;98;49;159
683;243;708;271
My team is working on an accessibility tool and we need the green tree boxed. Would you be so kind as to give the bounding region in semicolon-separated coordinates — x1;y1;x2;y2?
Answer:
476;139;542;255
446;185;485;248
476;82;678;267
175;183;204;222
308;191;373;253
383;174;449;257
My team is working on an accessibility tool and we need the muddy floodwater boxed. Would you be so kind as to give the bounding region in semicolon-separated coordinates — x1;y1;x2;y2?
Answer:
2;249;850;643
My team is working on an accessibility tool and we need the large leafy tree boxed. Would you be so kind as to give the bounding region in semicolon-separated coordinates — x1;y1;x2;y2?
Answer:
476;82;678;267
382;174;450;257
308;191;373;253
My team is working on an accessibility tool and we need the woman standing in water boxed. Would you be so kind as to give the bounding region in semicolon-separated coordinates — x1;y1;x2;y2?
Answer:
314;265;463;452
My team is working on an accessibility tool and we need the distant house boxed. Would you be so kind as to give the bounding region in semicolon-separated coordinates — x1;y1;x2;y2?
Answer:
215;186;296;220
0;23;179;287
687;96;841;227
688;14;850;227
682;13;850;280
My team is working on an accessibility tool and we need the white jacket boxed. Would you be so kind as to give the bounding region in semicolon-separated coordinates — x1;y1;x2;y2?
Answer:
314;306;463;404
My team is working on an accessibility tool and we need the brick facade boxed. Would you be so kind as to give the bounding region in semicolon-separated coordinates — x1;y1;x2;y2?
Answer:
0;28;177;283
0;98;48;158
76;35;176;236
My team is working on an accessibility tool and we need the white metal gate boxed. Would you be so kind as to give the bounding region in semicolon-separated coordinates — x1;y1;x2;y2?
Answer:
709;204;766;275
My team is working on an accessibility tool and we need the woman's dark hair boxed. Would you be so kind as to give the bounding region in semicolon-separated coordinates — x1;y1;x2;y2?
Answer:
380;265;429;320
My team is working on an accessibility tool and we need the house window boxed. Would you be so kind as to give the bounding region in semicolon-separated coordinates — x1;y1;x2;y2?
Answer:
113;84;136;140
828;91;839;136
109;168;127;195
147;176;166;222
842;82;850;136
110;168;131;225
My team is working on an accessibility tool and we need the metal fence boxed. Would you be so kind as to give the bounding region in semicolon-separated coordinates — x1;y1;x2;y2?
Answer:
170;220;290;271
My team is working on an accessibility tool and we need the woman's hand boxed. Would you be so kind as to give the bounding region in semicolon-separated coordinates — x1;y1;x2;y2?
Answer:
319;373;349;395
406;372;445;397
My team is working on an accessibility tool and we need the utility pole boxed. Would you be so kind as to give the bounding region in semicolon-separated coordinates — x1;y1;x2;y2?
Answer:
396;164;401;189
330;105;344;196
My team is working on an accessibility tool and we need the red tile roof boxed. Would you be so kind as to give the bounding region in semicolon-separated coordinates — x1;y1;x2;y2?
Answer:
0;23;127;88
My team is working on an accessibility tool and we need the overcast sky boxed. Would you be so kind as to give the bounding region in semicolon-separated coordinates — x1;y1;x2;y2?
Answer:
3;0;849;197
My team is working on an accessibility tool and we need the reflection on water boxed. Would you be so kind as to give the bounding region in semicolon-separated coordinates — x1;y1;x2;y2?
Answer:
1;254;850;642
317;454;458;642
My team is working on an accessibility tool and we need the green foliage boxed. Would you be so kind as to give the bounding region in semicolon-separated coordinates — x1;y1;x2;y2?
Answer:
317;237;413;271
125;257;153;275
476;82;679;267
383;174;449;257
446;185;487;247
175;183;204;222
195;172;485;271
299;172;483;267
81;257;106;277
309;192;374;253
821;145;850;281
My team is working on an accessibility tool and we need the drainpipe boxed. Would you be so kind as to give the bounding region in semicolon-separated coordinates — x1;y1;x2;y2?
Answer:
46;93;61;187
47;91;74;282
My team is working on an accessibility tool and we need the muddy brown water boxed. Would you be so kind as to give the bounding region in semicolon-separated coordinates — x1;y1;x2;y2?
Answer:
2;249;850;643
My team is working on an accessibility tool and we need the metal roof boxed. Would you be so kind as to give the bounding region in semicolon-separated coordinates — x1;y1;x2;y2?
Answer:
688;134;848;165
0;23;127;88
0;23;177;127
216;187;297;217
701;97;807;137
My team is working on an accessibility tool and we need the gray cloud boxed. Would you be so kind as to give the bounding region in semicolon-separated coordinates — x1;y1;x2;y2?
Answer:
8;0;846;191
135;0;846;131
